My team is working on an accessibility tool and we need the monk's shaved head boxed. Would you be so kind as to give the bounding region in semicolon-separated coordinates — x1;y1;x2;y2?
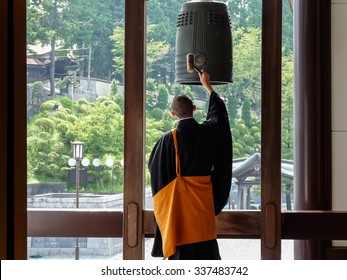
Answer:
171;94;194;119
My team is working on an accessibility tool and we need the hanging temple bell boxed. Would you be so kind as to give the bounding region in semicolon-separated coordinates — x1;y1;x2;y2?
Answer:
175;0;233;85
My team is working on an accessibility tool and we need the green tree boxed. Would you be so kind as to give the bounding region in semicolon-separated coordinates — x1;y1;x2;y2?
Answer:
27;96;126;182
146;78;157;110
226;0;262;30
227;92;238;128
111;25;170;83
111;94;125;114
30;81;44;102
146;0;185;84
151;108;164;120
231;27;262;115
281;55;294;160
62;0;123;80
156;84;169;110
110;26;125;82
146;25;171;81
172;83;182;95
183;86;194;101
111;79;119;95
241;97;252;127
27;0;64;97
194;110;205;123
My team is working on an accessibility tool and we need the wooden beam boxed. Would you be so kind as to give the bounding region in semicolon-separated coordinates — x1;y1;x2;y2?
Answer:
282;211;347;240
28;209;123;237
144;210;260;238
327;247;347;260
28;210;347;241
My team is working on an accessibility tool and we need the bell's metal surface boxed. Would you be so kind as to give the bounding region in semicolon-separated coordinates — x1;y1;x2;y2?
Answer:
175;0;233;85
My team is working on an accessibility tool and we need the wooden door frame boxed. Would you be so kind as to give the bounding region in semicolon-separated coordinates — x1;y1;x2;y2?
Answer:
122;0;147;260
0;0;27;260
5;0;347;261
260;0;282;259
121;0;284;260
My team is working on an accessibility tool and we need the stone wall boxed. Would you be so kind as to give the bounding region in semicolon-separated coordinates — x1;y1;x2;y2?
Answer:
27;182;66;196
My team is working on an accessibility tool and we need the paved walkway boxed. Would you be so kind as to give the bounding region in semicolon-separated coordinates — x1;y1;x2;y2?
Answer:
144;239;294;260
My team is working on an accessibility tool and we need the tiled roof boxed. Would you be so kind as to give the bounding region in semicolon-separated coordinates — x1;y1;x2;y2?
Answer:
27;57;45;66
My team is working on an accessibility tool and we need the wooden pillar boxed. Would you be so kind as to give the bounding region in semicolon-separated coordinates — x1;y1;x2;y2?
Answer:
261;0;282;259
123;0;146;259
246;187;251;209
0;0;27;259
0;0;9;260
293;0;332;259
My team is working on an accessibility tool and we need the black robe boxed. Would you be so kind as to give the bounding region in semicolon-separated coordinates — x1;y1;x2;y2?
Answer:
148;91;232;259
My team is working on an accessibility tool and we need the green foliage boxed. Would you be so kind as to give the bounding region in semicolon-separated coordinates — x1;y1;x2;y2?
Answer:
194;110;205;123
231;27;262;115
231;127;240;139
151;108;164;120
111;94;125;114
110;24;170;82
77;99;91;106
66;114;78;123
34;118;55;134
146;78;157;110
31;81;44;97
227;93;238;127
163;110;173;121
146;25;170;74
162;120;173;132
250;126;260;134
146;118;165;154
183;86;194;101
56;121;71;137
27;95;125;183
146;78;156;92
241;97;252;127
110;26;125;81
253;132;261;143
60;97;73;110
57;76;72;94
233;147;241;158
172;83;182;95
235;122;248;136
231;118;261;158
157;84;169;110
96;96;109;104
281;55;294;160
233;142;244;155
75;104;91;115
226;0;262;29
243;134;255;147
53;110;68;121
40;100;60;112
26;0;294;190
111;79;118;95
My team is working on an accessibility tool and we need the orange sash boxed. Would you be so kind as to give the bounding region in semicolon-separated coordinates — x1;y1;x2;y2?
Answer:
152;129;216;258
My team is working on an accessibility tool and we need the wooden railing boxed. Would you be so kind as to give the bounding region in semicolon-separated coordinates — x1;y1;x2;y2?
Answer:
27;209;347;240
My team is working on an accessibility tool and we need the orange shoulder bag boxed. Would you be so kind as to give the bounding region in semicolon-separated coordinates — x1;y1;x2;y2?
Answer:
152;129;216;258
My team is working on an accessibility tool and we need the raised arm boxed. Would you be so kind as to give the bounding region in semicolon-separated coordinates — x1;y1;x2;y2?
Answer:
198;70;214;94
